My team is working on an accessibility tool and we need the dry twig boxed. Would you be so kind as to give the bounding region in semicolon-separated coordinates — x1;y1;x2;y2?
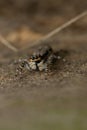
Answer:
21;11;87;51
0;11;87;52
0;34;18;52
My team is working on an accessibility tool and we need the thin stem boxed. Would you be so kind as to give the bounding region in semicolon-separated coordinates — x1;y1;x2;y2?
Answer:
21;11;87;51
0;34;18;52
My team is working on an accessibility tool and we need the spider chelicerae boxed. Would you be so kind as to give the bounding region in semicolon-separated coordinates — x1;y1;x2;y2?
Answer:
17;45;62;72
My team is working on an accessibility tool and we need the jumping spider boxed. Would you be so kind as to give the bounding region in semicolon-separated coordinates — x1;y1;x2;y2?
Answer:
17;45;62;73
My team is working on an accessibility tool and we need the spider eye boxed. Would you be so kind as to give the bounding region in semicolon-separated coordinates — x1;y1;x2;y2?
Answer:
31;56;35;60
33;55;39;60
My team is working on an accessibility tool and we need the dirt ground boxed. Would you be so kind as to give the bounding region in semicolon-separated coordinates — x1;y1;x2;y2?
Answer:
0;2;87;129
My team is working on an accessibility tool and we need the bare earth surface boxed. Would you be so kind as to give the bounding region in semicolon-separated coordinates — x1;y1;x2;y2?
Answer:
0;15;87;130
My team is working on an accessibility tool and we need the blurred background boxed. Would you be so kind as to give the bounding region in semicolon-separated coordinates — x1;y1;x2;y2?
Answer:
0;0;87;49
0;0;87;130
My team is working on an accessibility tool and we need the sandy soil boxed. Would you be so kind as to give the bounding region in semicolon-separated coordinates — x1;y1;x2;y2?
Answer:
0;13;87;130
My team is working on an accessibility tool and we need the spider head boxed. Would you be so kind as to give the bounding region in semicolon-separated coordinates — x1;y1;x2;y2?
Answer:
29;55;41;63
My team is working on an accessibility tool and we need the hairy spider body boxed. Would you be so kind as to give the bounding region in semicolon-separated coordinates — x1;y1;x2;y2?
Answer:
17;45;58;72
